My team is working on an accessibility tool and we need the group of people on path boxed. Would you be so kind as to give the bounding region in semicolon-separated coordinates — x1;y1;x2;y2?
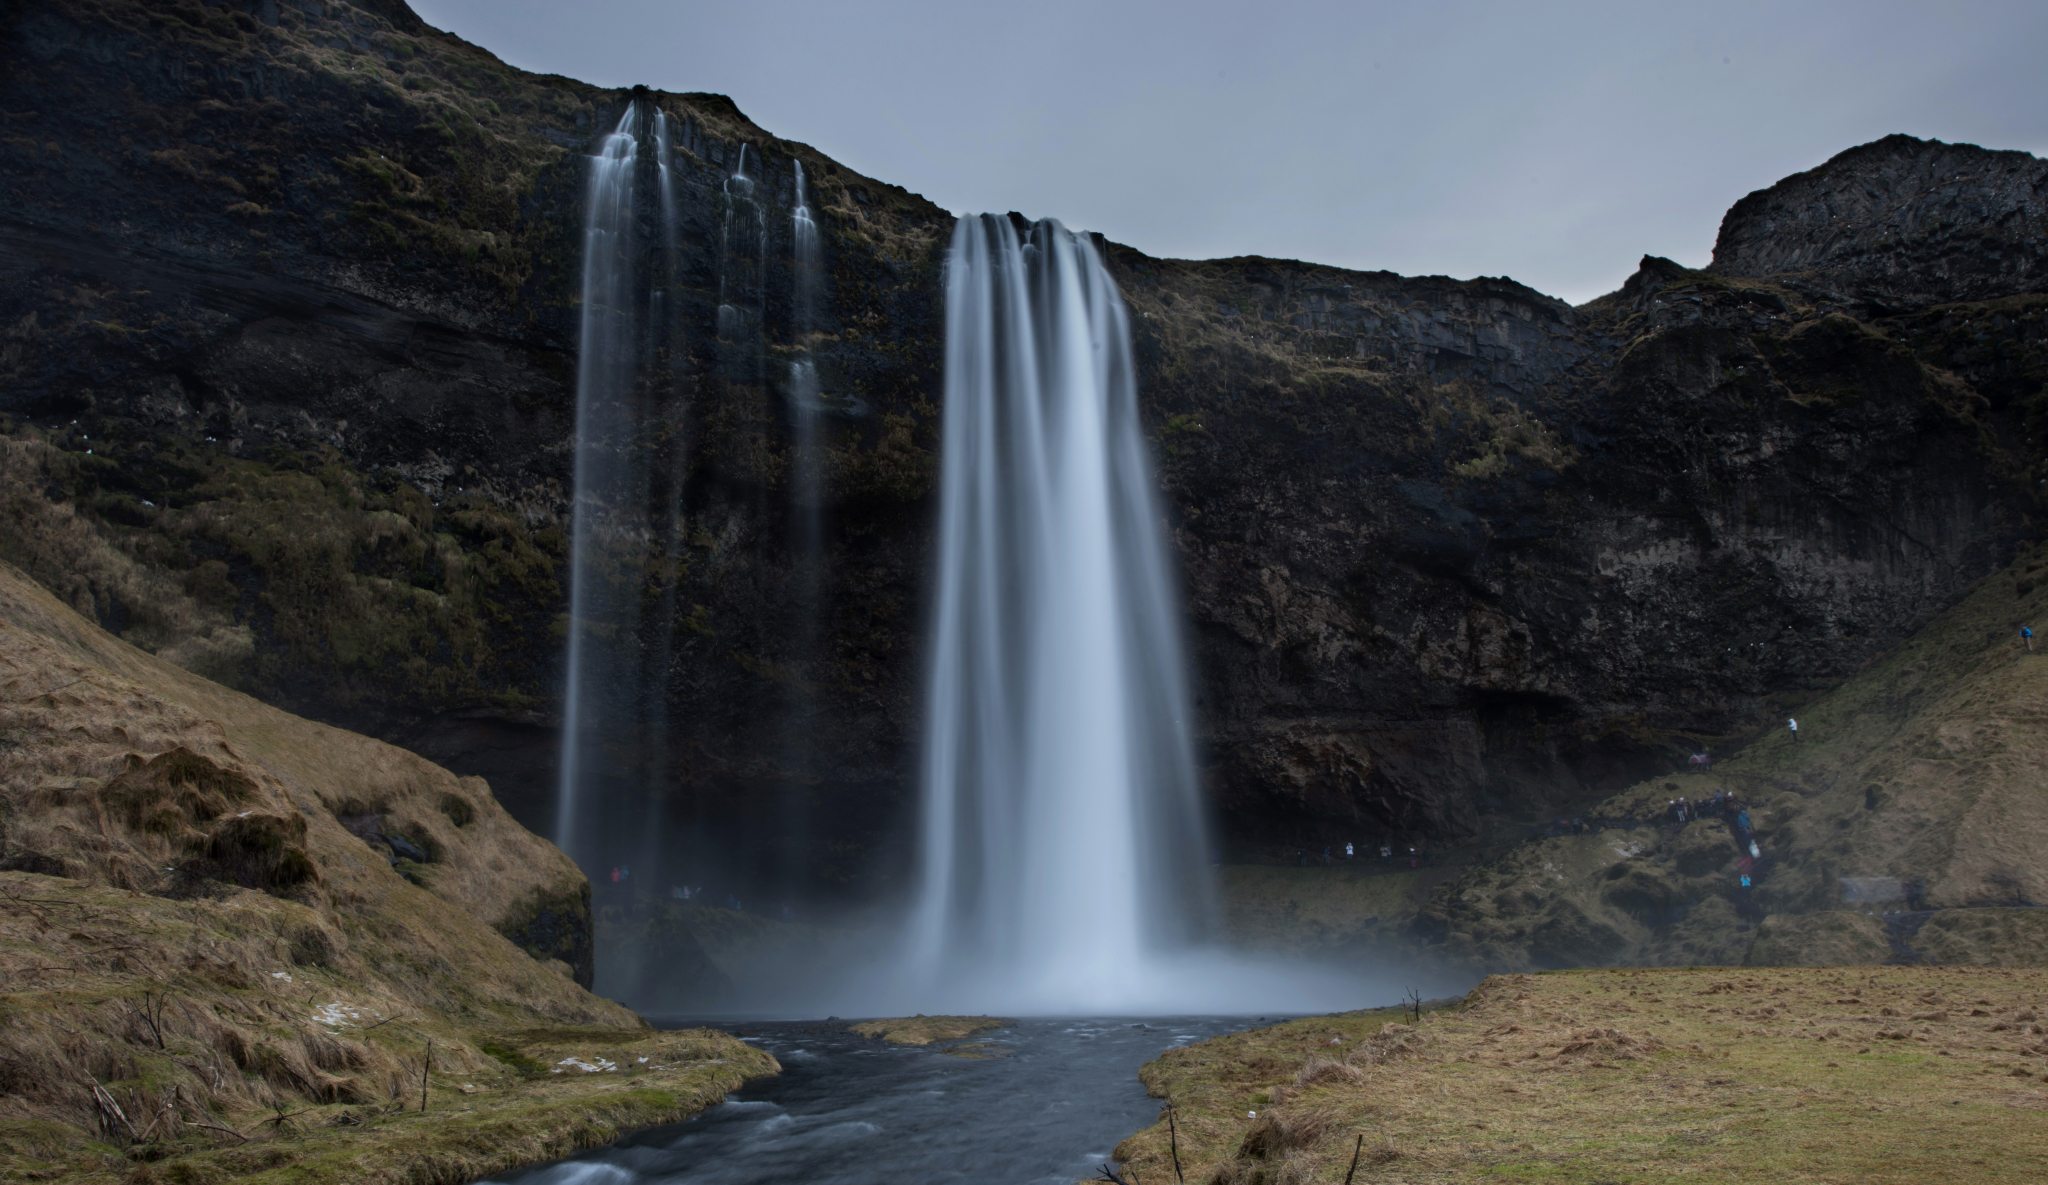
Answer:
1662;789;1766;901
1666;789;1752;837
1293;841;1430;870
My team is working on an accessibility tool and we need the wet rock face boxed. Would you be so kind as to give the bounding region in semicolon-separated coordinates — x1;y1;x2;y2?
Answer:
1708;134;2048;310
1129;240;2023;852
0;0;945;900
0;2;2041;896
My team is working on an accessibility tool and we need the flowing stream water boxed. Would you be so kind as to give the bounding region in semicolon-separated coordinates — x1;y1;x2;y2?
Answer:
485;1016;1269;1185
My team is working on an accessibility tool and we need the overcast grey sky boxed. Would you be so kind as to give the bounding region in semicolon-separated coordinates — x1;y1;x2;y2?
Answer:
410;0;2046;305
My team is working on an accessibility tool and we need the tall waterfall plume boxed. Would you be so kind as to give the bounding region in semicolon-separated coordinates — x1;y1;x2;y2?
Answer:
907;215;1215;1011
556;103;643;862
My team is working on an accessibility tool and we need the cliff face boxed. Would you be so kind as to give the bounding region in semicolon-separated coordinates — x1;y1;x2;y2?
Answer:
3;1;2043;905
1128;246;2035;853
1708;134;2048;310
0;0;949;896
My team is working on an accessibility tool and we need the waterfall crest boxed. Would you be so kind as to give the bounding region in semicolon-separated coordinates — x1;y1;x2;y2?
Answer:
907;215;1215;1011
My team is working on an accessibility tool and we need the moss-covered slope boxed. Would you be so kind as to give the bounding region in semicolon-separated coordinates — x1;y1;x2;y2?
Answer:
0;558;776;1181
1417;538;2048;972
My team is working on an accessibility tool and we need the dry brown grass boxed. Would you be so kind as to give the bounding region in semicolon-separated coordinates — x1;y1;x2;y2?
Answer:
845;1016;1012;1046
0;561;777;1181
1115;966;2048;1184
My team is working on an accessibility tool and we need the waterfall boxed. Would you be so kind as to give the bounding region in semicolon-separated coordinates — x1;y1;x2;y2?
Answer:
556;103;643;862
716;145;761;341
789;160;824;536
635;109;690;884
907;215;1215;1011
791;161;821;336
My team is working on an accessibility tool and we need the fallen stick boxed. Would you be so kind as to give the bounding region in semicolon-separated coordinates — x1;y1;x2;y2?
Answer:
88;1078;140;1142
1343;1133;1364;1185
265;1107;307;1130
185;1118;247;1143
134;1086;179;1142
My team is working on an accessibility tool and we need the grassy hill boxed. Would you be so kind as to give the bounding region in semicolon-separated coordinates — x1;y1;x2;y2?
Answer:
0;561;774;1183
1232;541;2048;976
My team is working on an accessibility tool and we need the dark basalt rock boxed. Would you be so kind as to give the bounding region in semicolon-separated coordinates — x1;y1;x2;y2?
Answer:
1708;134;2048;312
0;0;2042;910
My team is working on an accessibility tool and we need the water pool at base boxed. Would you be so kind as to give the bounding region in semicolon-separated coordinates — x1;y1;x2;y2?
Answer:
486;1016;1273;1185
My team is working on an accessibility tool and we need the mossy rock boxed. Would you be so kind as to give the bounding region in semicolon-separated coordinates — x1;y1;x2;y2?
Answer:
498;879;596;989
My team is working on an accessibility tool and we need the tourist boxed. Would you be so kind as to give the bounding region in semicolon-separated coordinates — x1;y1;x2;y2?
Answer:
1380;844;1392;863
1788;717;1799;742
1346;842;1355;861
2026;625;2035;653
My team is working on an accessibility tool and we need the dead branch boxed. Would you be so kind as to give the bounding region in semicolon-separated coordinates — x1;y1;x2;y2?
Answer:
135;1085;180;1142
25;677;87;700
186;1118;248;1143
129;989;168;1049
87;1078;139;1142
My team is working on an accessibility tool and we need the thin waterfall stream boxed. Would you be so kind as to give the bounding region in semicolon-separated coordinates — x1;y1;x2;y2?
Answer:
557;104;644;863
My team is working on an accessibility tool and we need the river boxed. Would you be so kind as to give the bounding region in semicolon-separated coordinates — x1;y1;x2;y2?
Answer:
485;1015;1272;1184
